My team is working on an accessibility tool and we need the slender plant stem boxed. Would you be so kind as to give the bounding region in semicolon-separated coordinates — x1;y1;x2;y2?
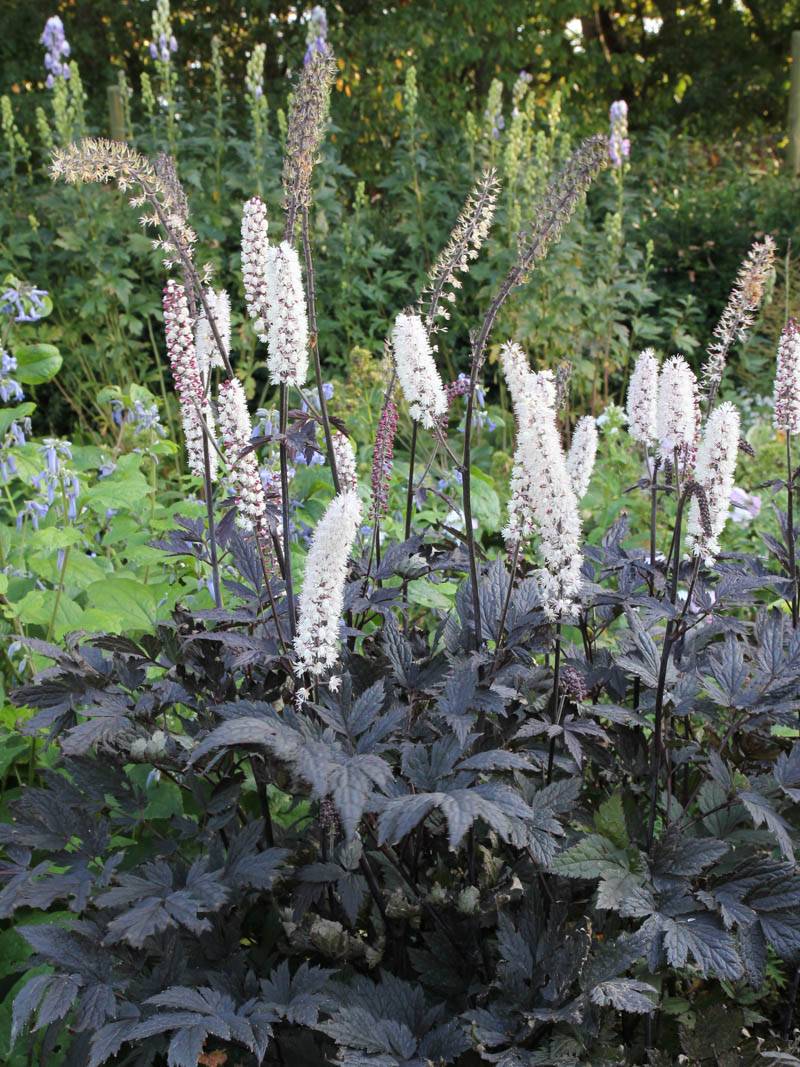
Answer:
201;432;222;610
256;541;288;654
494;540;521;652
646;483;694;849
279;384;296;637
647;622;673;850
649;453;659;596
401;422;419;629
462;273;520;650
250;756;275;848
46;546;71;642
404;422;418;543
545;625;563;784
301;206;340;493
787;433;798;628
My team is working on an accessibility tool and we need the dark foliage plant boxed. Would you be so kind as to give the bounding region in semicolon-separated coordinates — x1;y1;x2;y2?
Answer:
2;43;800;1067
5;505;800;1065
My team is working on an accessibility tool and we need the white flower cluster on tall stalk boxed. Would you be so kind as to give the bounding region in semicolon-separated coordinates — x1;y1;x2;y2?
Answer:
195;288;230;375
774;318;800;436
656;355;698;463
331;431;358;492
294;490;361;677
686;401;740;562
567;415;598;500
217;377;271;542
162;280;217;481
264;241;309;387
391;312;447;429
501;341;583;618
241;196;269;336
626;348;659;446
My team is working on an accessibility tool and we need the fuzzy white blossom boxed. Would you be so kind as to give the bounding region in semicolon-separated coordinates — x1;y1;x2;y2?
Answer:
196;288;230;375
774;319;800;435
264;241;309;387
331;430;358;492
241;196;270;335
294;490;361;677
686;401;740;562
566;415;598;500
626;348;659;446
218;378;271;542
162;280;217;481
501;341;583;618
656;355;698;461
391;312;448;429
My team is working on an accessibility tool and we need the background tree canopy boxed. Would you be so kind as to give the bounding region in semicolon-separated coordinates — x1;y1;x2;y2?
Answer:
2;0;798;167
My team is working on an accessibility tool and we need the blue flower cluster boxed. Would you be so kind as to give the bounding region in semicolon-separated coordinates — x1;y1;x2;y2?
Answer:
41;16;71;89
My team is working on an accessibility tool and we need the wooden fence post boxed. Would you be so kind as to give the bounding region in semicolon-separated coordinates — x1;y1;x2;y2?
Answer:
107;84;126;141
789;30;800;176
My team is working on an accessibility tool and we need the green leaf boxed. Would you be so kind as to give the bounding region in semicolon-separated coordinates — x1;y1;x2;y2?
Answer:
13;344;62;385
0;727;29;778
83;454;151;513
594;793;628;849
0;403;35;438
28;550;110;591
550;833;630;879
84;578;160;632
407;579;456;611
14;589;83;639
24;527;83;551
469;469;501;533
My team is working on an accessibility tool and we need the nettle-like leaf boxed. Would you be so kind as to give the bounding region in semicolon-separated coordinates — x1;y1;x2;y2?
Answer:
738;789;795;861
589;978;656;1014
378;783;535;850
96;859;229;948
191;709;392;840
297;838;367;923
316;974;469;1066
259;960;334;1026
701;859;800;981
650;912;744;980
615;611;675;690
89;987;274;1067
774;742;800;801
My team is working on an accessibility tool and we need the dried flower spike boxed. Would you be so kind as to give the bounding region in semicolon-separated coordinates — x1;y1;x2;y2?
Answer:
686;401;740;562
264;241;309;387
51;138;197;270
626;348;659;446
703;235;775;404
774;319;800;436
294;490;362;677
162;280;216;481
282;49;336;235
421;168;499;331
370;396;398;522
392;313;448;430
516;135;608;276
